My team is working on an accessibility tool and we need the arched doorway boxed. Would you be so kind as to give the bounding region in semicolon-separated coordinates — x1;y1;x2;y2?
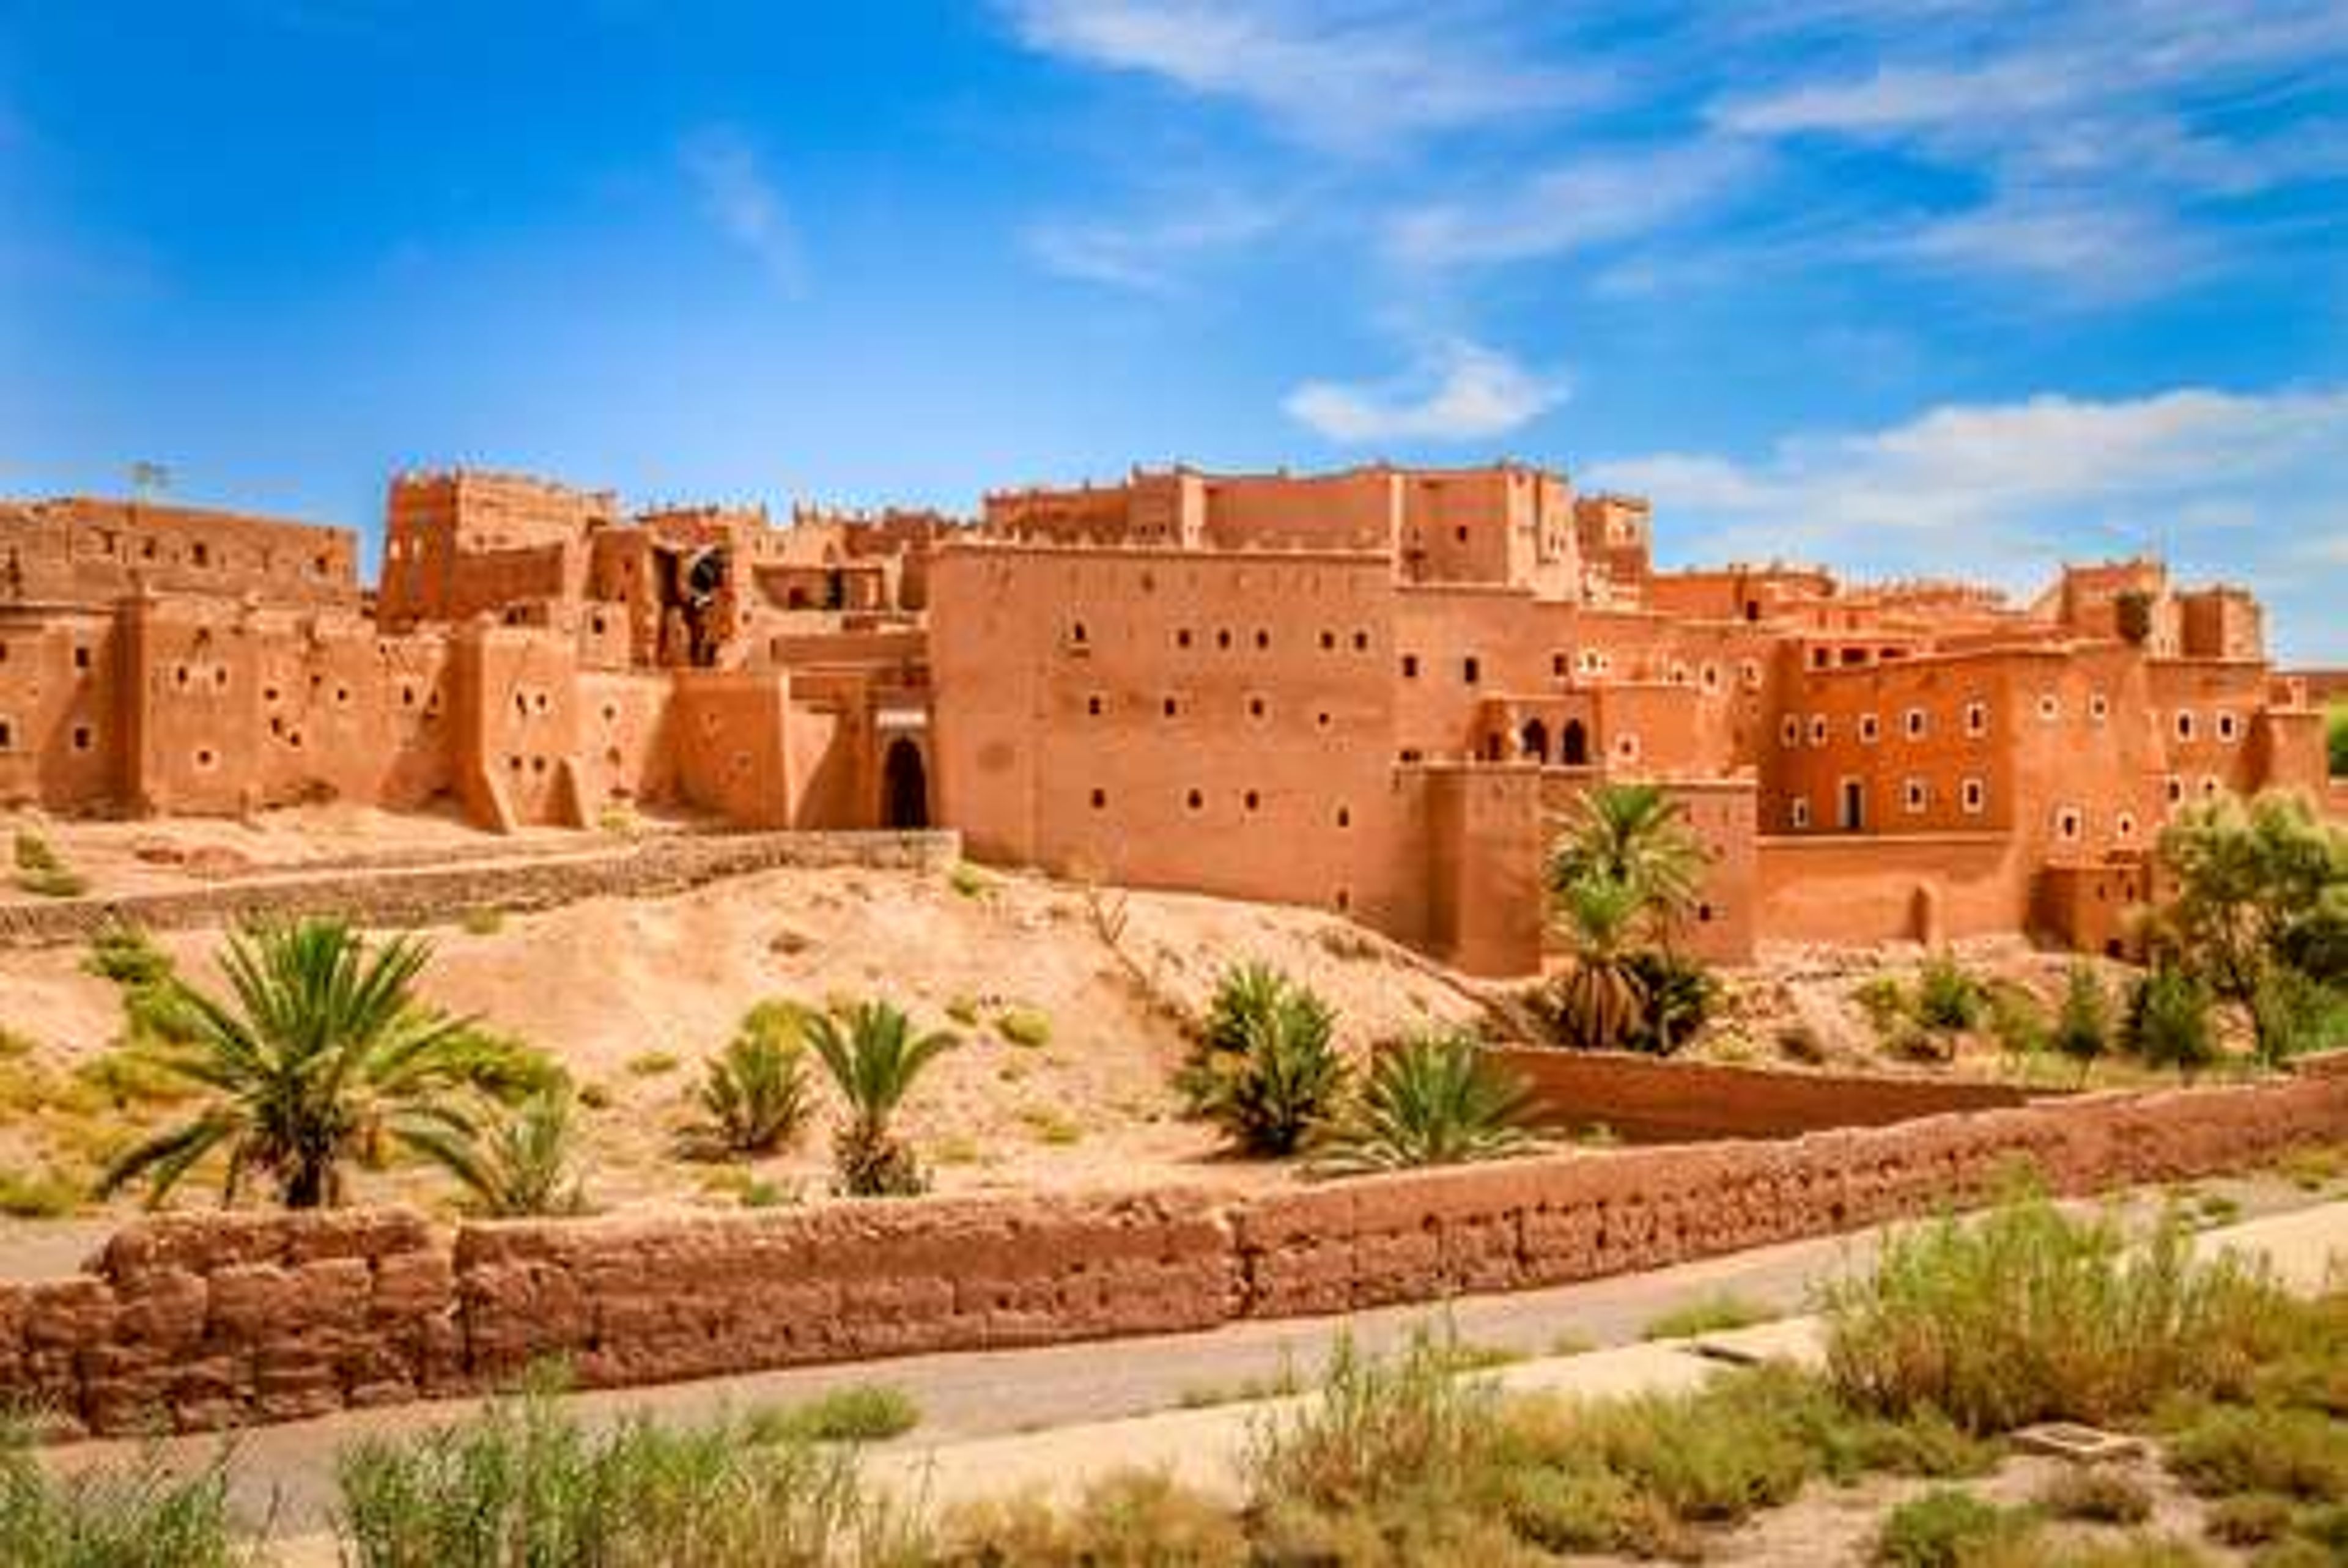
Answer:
1519;718;1549;763
882;737;929;828
1560;718;1589;766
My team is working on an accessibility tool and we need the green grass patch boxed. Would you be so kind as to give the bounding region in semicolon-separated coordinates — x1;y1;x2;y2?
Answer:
1872;1487;2032;1567
1641;1291;1778;1341
0;1166;80;1218
624;1050;681;1077
993;1005;1052;1049
745;1384;920;1445
457;905;506;937
0;1416;248;1566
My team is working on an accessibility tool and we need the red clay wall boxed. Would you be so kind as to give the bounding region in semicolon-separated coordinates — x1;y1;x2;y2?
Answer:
6;1067;2341;1438
1487;1048;2042;1142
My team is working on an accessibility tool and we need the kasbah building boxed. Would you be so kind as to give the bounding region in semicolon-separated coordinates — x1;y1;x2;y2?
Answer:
1;461;2335;977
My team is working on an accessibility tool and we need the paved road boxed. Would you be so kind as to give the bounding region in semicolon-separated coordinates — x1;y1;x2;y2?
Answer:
35;1167;2337;1543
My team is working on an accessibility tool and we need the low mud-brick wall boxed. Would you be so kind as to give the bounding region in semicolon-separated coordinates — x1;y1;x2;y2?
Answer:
6;1065;2344;1438
1485;1048;2045;1143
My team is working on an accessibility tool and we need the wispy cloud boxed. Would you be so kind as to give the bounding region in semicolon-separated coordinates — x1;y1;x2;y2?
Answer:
1590;386;2348;619
1284;339;1567;444
1024;190;1282;292
1386;141;1757;269
1003;0;1592;150
679;127;805;293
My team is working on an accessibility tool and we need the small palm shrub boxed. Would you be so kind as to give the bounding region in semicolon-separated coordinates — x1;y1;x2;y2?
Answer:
1179;964;1346;1157
83;921;175;987
1914;954;1985;1031
2051;962;2111;1081
1313;1032;1534;1176
805;999;954;1197
690;1001;814;1157
426;1086;591;1218
1545;875;1649;1051
95;918;493;1209
2124;965;2218;1074
1622;951;1716;1055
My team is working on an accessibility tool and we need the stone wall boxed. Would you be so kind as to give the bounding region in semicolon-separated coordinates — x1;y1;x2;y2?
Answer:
5;1066;2341;1438
1487;1047;2043;1143
0;828;960;946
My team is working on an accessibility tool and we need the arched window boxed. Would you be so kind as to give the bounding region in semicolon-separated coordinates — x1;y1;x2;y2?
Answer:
1520;718;1549;763
1560;718;1589;766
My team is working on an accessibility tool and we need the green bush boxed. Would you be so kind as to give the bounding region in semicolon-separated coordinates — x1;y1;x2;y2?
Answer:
1;1416;250;1567
334;1374;917;1568
691;1002;814;1157
1985;983;2048;1064
1178;964;1347;1157
1242;1327;1499;1512
2052;962;2112;1078
993;1006;1052;1050
1822;1191;2295;1433
1856;974;1910;1032
1621;950;1717;1055
746;1385;920;1446
0;1168;79;1218
1311;1031;1534;1175
2166;1404;2348;1502
1641;1292;1776;1341
1916;954;1987;1031
1872;1488;2030;1567
12;831;87;899
2250;966;2346;1064
82;922;175;988
2125;965;2218;1073
2040;1466;2154;1524
940;1468;1248;1567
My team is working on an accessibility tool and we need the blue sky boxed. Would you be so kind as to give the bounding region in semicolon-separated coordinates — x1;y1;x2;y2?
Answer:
2;1;2344;657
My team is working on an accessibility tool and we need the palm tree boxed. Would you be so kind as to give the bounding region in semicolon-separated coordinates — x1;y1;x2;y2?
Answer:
427;1084;591;1217
1544;782;1710;942
804;999;955;1197
1314;1031;1535;1175
96;919;487;1209
1546;873;1651;1051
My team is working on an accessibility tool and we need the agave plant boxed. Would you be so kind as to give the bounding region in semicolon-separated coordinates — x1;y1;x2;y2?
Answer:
1313;1032;1536;1175
95;918;487;1209
425;1084;591;1217
804;999;955;1197
689;1000;814;1157
1179;963;1347;1157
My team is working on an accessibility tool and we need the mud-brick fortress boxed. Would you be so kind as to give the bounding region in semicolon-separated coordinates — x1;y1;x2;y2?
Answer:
2;463;2333;975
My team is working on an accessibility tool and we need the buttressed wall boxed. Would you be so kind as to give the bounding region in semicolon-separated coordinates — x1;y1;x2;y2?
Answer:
4;462;2332;977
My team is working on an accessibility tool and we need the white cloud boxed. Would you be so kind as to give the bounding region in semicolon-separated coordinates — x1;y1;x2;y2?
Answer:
1895;190;2213;298
1283;339;1567;444
1003;0;1591;150
1588;386;2348;622
1386;141;1755;269
1024;192;1281;292
679;127;805;293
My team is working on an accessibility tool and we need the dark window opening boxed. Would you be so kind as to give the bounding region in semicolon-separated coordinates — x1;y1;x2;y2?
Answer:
1402;654;1420;679
1186;789;1204;811
1335;806;1351;828
1463;655;1481;685
1090;789;1107;809
1520;718;1549;763
1560;719;1589;766
1162;696;1178;718
1839;779;1864;832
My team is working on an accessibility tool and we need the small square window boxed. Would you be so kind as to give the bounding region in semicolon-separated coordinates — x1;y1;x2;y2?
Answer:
1962;779;1986;814
1809;715;1829;746
1401;654;1420;679
2216;711;2239;742
1965;701;1988;737
2037;693;2059;721
1175;628;1193;649
1089;788;1107;809
1905;708;1927;739
2089;694;2109;723
1318;630;1336;650
2055;806;2083;842
1790;797;1811;829
1087;695;1104;716
1184;789;1204;811
1463;655;1481;685
1781;715;1801;748
1335;805;1352;828
1859;713;1881;743
1903;778;1927;812
1552;652;1568;678
2176;710;2196;741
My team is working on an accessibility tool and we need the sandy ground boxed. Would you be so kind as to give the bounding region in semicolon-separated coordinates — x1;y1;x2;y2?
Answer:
0;811;1487;1221
0;804;2273;1228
